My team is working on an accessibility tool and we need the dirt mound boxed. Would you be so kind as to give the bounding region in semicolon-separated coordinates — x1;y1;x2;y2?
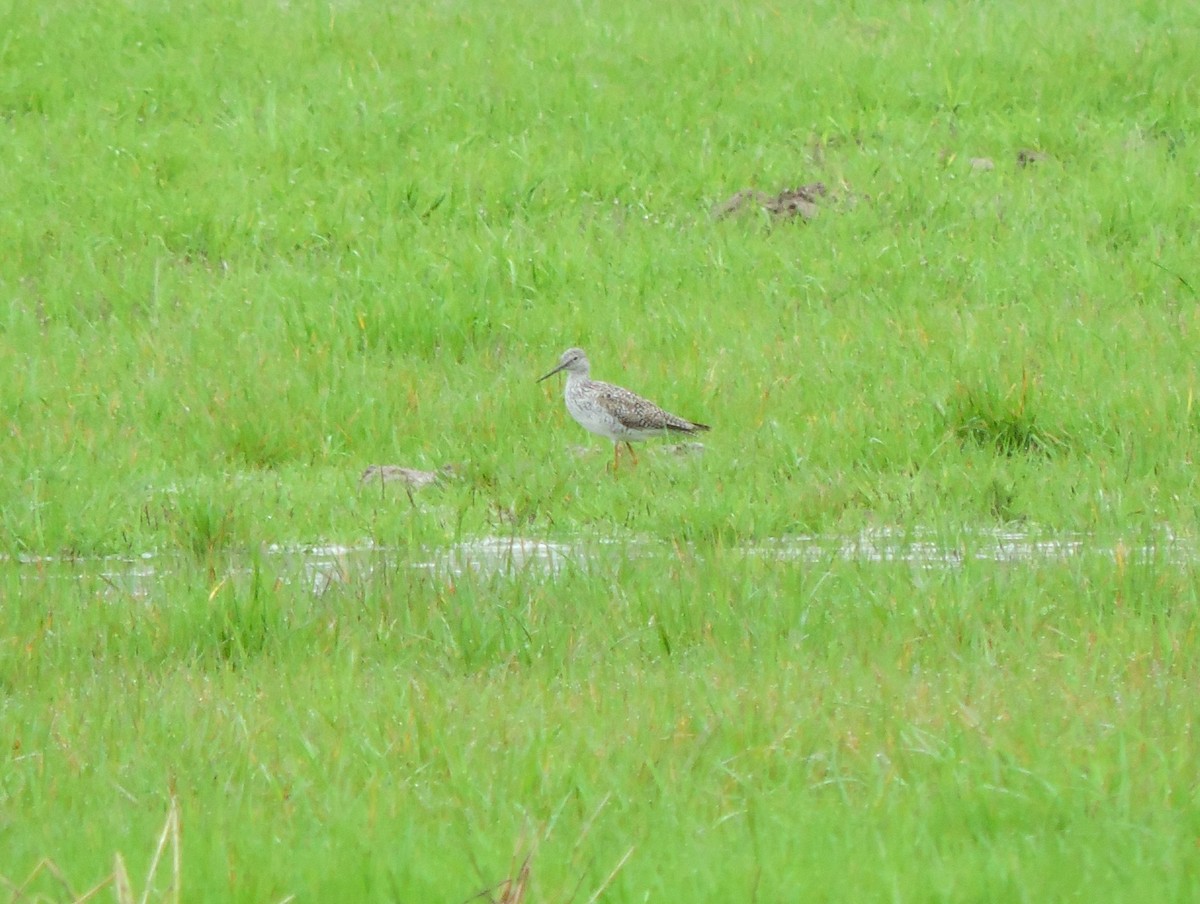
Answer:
712;182;830;221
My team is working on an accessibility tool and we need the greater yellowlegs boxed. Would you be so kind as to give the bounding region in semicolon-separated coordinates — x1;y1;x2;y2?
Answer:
537;347;710;471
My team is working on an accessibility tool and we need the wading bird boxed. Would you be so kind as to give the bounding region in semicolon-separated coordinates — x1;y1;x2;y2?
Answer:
537;347;710;472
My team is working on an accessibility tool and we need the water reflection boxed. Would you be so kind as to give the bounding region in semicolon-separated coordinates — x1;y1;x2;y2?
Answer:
6;527;1189;599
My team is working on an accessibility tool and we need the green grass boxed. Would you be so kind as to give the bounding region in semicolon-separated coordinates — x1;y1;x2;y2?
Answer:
3;0;1200;899
5;544;1200;900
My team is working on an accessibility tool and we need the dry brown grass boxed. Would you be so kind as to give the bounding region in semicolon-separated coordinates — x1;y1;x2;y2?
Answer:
1;797;294;904
465;834;633;904
2;796;178;904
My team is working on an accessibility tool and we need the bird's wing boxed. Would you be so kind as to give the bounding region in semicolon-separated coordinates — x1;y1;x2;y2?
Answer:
591;381;700;432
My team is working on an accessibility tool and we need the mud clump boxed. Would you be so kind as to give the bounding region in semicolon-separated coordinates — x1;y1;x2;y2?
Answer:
713;182;830;221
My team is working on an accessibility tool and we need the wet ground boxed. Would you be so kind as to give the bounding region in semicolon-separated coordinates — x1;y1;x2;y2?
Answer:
8;527;1189;599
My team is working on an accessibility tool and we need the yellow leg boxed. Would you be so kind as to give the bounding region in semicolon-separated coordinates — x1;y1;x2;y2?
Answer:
612;442;620;474
625;442;639;468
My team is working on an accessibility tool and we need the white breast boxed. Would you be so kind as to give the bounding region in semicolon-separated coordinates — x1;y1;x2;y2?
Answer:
565;386;626;441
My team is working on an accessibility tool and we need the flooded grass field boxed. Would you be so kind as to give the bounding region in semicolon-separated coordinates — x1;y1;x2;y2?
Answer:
4;0;1200;899
6;527;1200;901
10;523;1192;599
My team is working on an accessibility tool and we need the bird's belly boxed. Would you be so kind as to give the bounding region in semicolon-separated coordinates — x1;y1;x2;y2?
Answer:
566;397;644;442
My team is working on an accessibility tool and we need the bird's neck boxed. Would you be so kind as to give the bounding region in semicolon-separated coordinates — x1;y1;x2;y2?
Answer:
563;370;589;397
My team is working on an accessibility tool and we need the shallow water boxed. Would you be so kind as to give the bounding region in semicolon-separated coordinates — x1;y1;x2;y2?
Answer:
7;527;1190;598
422;526;1189;575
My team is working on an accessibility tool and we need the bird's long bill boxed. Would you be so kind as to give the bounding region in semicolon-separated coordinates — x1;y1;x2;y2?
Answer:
536;362;568;383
